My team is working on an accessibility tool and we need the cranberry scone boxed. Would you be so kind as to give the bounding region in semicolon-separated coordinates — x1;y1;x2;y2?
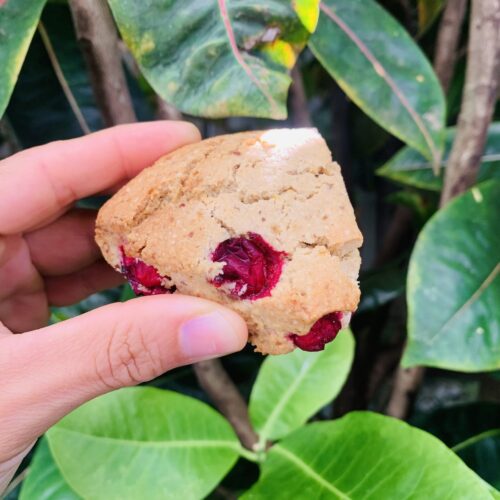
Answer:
95;129;363;355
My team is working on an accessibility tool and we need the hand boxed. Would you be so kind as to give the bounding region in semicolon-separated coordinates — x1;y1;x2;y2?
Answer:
0;122;248;492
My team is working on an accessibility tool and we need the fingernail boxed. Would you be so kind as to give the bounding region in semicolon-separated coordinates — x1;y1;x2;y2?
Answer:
179;311;243;360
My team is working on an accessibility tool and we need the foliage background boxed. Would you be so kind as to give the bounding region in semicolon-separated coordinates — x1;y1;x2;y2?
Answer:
1;0;499;498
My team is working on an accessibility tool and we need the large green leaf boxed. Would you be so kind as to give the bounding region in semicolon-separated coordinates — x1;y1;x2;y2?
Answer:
377;124;500;191
244;413;494;499
20;438;79;500
46;387;240;500
403;181;500;371
108;0;318;119
249;329;354;444
0;0;46;117
309;0;445;164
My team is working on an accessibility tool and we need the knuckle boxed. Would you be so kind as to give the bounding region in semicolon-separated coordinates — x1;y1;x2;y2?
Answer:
95;318;164;389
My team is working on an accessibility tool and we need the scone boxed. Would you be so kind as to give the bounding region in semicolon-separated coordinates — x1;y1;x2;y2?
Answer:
95;129;363;355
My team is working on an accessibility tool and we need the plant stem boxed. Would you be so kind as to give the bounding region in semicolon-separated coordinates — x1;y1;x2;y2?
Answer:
193;360;259;450
452;429;500;453
386;0;500;420
441;0;500;204
433;0;468;93
290;66;312;127
1;467;29;499
68;0;136;126
237;446;260;463
38;22;91;135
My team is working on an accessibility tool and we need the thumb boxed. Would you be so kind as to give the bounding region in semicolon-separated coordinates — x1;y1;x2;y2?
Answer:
0;295;247;462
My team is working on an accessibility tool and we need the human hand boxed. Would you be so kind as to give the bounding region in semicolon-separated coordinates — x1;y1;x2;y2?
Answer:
0;122;248;492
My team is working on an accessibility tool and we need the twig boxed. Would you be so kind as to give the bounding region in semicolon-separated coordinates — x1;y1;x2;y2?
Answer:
155;95;182;121
433;0;468;93
68;0;136;126
441;0;500;204
193;360;258;450
290;66;312;127
386;0;500;419
385;365;425;419
38;22;91;135
1;467;29;499
0;118;21;157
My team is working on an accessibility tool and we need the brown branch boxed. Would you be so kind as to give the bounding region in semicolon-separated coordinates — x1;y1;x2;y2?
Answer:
441;0;500;204
155;95;182;121
0;119;21;158
385;364;425;419
290;66;312;127
68;0;136;126
193;360;258;450
433;0;468;93
386;0;500;420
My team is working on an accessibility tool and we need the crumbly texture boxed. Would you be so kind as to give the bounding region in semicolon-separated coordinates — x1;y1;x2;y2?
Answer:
96;129;363;354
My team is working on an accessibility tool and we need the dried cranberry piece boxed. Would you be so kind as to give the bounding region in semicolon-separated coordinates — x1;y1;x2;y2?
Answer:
120;247;175;296
289;312;343;352
211;233;285;300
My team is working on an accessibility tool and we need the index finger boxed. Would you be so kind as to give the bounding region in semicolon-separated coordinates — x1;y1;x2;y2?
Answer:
0;121;200;234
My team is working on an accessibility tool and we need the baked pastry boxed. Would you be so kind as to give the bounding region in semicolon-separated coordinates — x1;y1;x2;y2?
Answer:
95;129;362;355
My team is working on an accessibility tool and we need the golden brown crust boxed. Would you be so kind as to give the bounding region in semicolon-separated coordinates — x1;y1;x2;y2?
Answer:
96;129;363;355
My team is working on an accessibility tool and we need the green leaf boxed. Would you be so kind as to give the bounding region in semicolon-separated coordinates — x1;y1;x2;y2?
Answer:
417;0;445;35
20;438;79;500
244;413;494;499
47;387;240;500
108;0;318;119
358;266;406;314
309;0;445;164
412;402;500;448
293;0;320;33
249;329;354;444
403;181;500;371
377;123;500;191
0;0;46;117
453;430;500;490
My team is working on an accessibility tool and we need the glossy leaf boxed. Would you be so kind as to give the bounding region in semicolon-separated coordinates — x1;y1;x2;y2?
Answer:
47;387;240;500
358;266;406;314
453;431;500;490
418;0;444;35
244;413;492;499
108;0;318;119
0;0;46;117
377;123;500;191
249;329;354;443
293;0;320;33
20;438;79;500
309;0;445;164
404;181;500;371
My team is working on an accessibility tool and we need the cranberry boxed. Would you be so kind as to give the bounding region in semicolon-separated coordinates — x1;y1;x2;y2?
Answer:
120;248;175;296
211;233;286;300
289;312;343;351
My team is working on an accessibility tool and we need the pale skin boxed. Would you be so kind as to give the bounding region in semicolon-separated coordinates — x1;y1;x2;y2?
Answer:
0;122;248;493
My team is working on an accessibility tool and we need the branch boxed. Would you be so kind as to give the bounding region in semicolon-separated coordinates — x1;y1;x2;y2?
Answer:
0;118;21;158
290;66;312;127
441;0;500;204
385;364;425;419
433;0;468;93
38;22;91;135
386;0;500;419
155;95;182;121
193;360;258;450
68;0;136;126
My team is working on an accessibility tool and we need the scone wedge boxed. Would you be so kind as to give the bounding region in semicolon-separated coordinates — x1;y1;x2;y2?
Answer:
96;129;362;355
